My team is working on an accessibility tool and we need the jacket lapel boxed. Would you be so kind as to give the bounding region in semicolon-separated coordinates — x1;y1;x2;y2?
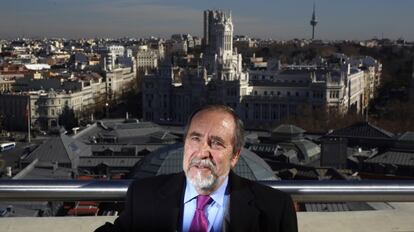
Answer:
153;172;262;231
155;172;186;231
228;172;261;232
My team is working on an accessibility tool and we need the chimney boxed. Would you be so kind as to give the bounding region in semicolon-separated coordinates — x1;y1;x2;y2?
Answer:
5;166;12;177
53;162;58;172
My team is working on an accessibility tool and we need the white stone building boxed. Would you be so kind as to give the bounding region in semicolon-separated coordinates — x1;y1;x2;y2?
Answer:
96;45;129;71
143;9;249;124
135;45;158;71
166;39;188;55
142;9;381;129
28;75;106;129
104;66;136;102
94;44;137;101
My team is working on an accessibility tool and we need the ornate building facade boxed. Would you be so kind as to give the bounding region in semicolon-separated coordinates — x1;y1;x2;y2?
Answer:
142;9;382;129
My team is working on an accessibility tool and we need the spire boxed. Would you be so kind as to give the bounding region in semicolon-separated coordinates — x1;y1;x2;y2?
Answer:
312;3;316;21
310;3;318;40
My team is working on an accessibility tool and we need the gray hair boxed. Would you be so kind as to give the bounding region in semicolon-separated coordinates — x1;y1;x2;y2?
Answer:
183;104;245;154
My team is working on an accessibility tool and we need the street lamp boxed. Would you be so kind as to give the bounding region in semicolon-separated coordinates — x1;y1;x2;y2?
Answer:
105;102;109;118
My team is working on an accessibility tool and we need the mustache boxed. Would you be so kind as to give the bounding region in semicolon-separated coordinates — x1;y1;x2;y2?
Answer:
189;158;216;170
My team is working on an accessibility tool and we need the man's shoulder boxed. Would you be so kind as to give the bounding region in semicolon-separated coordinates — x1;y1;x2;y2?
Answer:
232;174;292;203
230;174;298;231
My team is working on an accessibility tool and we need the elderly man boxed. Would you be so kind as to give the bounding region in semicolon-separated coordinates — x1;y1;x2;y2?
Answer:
96;104;297;232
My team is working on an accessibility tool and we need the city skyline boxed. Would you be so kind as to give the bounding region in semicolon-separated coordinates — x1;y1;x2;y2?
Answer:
1;0;414;41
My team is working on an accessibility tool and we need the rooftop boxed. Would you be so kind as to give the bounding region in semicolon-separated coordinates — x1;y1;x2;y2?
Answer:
398;132;414;141
21;133;91;167
75;120;179;144
327;122;394;139
128;143;278;181
365;150;414;167
79;156;142;168
272;124;306;135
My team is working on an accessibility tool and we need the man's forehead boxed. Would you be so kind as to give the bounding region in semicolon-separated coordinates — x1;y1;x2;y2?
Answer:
191;109;234;124
190;109;234;128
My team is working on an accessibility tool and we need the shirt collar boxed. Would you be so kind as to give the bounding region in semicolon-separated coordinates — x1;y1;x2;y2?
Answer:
184;176;229;207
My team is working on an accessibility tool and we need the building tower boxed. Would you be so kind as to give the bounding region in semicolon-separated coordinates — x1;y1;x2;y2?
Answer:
203;10;233;56
310;3;318;40
203;10;210;48
203;10;237;77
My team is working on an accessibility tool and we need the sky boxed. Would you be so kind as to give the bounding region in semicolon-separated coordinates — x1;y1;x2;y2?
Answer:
1;0;413;41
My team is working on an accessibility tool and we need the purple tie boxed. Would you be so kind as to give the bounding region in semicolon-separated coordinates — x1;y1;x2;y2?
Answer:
189;195;211;232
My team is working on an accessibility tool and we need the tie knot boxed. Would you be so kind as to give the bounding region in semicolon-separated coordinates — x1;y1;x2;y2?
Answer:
196;195;211;210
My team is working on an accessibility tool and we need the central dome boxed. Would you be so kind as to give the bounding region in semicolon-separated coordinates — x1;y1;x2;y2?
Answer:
128;143;277;181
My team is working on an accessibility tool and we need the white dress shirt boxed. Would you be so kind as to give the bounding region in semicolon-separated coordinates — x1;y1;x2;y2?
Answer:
182;177;229;232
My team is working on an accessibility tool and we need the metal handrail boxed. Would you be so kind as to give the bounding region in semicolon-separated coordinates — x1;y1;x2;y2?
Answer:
1;179;414;202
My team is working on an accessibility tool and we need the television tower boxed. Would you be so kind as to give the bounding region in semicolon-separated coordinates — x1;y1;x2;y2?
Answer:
310;3;318;40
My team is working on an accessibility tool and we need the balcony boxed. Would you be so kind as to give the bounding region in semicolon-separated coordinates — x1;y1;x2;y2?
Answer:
1;180;414;232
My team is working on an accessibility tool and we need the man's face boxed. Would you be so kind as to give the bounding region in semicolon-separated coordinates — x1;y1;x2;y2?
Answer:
183;109;240;193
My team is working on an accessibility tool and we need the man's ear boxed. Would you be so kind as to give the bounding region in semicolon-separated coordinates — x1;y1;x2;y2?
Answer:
230;149;241;168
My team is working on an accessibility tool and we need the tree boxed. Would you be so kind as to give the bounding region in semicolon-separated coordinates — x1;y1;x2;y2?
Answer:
58;105;78;132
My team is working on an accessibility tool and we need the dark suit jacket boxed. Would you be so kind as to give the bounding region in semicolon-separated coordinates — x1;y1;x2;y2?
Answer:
95;171;297;232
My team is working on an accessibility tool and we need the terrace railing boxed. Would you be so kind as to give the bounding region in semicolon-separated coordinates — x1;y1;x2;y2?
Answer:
1;179;414;202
